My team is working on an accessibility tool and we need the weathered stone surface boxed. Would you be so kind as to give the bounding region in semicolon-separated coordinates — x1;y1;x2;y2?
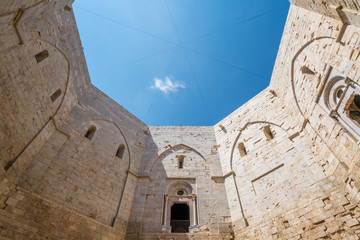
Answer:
1;0;360;240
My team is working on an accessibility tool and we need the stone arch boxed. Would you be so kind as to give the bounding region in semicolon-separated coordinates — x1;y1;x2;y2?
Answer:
33;38;71;116
289;36;360;168
322;75;347;111
148;144;211;176
72;118;131;169
290;36;334;120
167;181;193;195
230;121;290;171
228;121;293;228
1;38;70;171
162;180;199;233
318;71;360;140
66;118;132;225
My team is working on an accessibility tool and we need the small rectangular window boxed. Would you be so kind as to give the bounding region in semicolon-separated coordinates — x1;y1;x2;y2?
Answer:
301;65;315;75
35;50;49;63
85;125;96;140
238;142;247;157
177;155;184;169
263;125;274;140
116;144;125;158
50;89;61;102
64;5;72;11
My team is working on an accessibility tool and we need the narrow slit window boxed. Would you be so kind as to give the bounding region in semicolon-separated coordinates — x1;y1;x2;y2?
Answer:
301;66;315;75
238;142;247;157
64;5;72;11
263;125;274;140
178;155;184;169
116;144;125;159
85;125;96;140
35;50;49;63
50;89;61;102
347;94;360;125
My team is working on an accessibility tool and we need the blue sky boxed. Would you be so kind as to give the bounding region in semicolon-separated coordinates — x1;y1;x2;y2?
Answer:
73;0;290;126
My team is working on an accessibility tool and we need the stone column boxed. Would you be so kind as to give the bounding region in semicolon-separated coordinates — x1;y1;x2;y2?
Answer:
192;194;197;225
161;195;171;233
162;194;166;225
189;194;199;233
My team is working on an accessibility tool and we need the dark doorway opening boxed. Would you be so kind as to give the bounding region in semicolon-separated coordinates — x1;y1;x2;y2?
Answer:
170;203;190;233
348;94;360;125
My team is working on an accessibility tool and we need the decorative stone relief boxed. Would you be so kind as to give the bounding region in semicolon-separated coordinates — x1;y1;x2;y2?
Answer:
318;66;360;144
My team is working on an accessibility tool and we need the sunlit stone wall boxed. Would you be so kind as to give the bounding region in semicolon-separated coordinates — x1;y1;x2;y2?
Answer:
215;3;360;239
0;0;360;240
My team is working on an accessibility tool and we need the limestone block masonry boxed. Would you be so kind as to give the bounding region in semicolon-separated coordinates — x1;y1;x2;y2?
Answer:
1;0;360;239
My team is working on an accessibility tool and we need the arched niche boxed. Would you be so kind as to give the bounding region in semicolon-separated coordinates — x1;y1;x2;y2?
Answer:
148;144;212;178
318;68;360;143
291;37;334;120
0;39;69;170
142;144;210;233
230;121;291;172
290;36;360;170
226;121;293;226
17;118;130;226
167;181;193;196
72;118;131;166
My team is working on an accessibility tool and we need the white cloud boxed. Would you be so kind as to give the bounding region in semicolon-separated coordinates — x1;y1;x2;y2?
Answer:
152;77;185;95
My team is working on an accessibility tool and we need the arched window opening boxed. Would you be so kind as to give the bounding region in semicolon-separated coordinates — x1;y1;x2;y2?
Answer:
177;155;184;169
346;94;360;125
263;125;274;140
334;86;345;105
238;142;247;157
85;125;96;140
177;190;184;196
50;89;61;102
171;203;189;233
318;68;360;141
116;144;125;159
35;50;49;63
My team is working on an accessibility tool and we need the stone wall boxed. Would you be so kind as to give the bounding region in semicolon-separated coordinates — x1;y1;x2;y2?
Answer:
273;1;360;201
127;126;231;236
0;1;147;239
290;0;360;27
214;3;360;239
0;0;78;177
1;0;360;240
0;187;124;240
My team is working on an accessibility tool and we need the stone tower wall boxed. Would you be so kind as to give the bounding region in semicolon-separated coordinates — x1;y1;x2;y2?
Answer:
0;0;360;240
0;1;147;239
127;126;232;238
214;3;360;239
